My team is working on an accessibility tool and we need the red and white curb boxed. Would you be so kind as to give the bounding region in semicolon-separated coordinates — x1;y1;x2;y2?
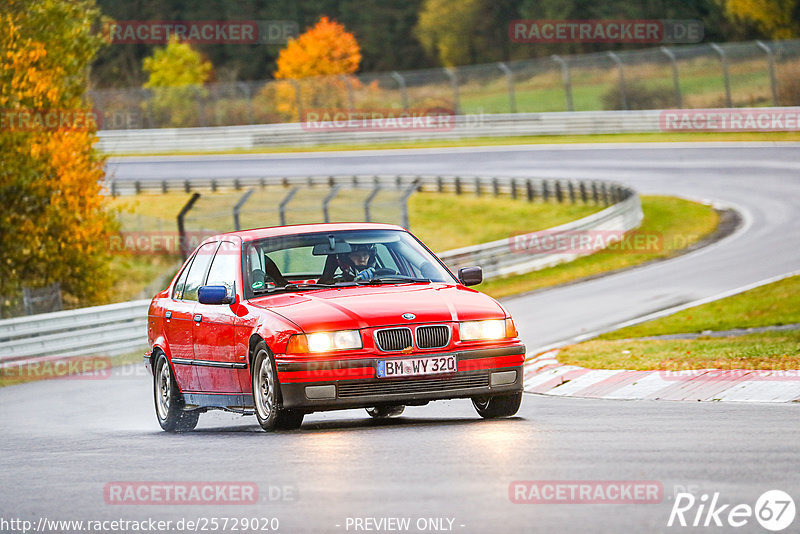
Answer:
523;350;800;403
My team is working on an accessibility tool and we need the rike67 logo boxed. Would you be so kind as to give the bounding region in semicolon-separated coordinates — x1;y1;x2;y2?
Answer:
668;490;795;531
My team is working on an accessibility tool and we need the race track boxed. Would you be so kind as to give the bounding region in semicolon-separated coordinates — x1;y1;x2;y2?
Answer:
2;143;799;533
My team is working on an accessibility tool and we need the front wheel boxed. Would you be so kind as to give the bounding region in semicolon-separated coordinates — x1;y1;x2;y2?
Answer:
472;392;522;419
154;353;199;432
252;342;303;431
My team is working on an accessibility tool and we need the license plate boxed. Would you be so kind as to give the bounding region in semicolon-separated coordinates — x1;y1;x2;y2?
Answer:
376;355;457;378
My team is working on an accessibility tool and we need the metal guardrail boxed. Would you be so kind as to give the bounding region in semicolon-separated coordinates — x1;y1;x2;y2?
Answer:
96;106;800;154
2;175;640;364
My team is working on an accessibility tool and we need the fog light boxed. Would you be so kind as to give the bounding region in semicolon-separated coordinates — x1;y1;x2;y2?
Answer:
490;370;517;386
305;385;336;399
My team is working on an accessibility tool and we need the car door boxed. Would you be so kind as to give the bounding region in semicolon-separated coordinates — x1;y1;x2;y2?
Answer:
192;240;243;393
168;241;218;392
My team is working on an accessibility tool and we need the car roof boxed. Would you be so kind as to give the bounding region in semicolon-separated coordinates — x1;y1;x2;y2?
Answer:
203;222;408;244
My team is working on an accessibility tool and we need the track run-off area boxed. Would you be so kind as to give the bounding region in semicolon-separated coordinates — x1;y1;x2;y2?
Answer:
2;142;799;533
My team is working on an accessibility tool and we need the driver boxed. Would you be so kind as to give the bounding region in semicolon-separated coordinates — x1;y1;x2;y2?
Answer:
337;244;378;281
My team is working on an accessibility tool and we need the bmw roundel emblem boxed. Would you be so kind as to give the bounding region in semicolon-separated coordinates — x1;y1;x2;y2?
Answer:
401;313;416;320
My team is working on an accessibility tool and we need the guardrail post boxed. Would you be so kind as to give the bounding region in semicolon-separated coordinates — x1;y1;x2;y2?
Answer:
551;55;574;111
756;40;779;105
592;182;599;204
233;189;255;231
660;46;683;108
364;181;382;222
177;193;201;259
455;176;462;195
436;176;443;193
526;180;534;202
211;179;218;192
606;52;628;110
161;180;168;194
498;62;517;113
474;177;482;197
400;180;420;229
279;186;300;226
234;178;241;191
711;44;732;107
555;181;564;203
510;179;518;200
135;181;141;194
322;185;341;223
184;180;191;193
601;183;609;205
580;182;588;203
110;181;118;197
391;71;409;111
445;67;460;114
542;180;549;202
492;178;499;197
568;181;576;204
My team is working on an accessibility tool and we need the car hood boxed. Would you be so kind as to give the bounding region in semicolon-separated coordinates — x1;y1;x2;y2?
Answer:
248;283;506;332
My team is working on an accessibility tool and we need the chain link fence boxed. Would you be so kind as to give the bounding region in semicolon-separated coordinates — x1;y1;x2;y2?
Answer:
90;39;800;130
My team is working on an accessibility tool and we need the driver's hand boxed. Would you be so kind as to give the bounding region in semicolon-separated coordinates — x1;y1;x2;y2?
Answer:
354;267;376;281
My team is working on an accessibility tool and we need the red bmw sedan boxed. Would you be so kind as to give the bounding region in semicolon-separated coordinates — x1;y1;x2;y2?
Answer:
145;223;525;432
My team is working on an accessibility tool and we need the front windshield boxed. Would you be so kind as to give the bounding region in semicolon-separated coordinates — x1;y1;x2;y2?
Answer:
244;229;457;296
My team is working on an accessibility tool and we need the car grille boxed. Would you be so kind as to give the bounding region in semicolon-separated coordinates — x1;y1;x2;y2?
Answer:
415;325;450;349
338;374;489;398
375;328;413;352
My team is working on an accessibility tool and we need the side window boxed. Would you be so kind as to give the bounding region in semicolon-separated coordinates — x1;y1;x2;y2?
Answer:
182;242;218;301
206;241;239;289
172;256;195;300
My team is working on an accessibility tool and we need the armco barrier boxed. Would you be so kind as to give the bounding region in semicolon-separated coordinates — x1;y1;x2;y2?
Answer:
96;107;800;155
1;176;640;364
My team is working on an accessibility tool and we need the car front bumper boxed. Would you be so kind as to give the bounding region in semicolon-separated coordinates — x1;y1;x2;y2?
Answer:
276;345;525;412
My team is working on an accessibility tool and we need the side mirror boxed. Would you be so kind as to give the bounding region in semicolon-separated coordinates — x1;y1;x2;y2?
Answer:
458;266;483;286
198;285;235;305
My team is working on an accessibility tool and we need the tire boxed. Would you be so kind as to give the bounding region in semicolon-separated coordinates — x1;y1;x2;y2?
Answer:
472;391;522;419
154;353;199;432
366;405;405;418
252;342;303;431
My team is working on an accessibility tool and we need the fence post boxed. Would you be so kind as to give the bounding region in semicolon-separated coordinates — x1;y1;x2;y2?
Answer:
339;75;355;111
542;180;549;202
391;71;409;111
492;177;499;196
445;67;460;114
289;79;303;121
474;177;482;197
551;55;574;111
497;62;517;113
606;52;628;110
660;46;683;108
756;40;779;106
710;44;732;107
400;180;419;229
233;189;255;231
322;185;341;223
364;182;382;222
455;176;462;195
279;186;299;226
177;193;201;259
511;179;518;200
526;179;534;202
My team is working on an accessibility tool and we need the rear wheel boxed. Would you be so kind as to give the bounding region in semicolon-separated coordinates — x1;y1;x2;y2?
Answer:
154;353;199;432
366;405;405;418
252;342;303;431
472;392;522;419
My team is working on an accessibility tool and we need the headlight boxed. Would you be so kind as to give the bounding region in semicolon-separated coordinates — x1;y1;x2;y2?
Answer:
287;330;363;353
459;318;516;341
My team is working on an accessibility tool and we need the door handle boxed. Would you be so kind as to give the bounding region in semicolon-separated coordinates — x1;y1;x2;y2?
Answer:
165;311;172;319
193;314;203;322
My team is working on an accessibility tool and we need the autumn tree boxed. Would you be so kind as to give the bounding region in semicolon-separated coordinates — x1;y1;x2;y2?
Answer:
261;16;362;121
0;0;118;315
143;38;213;127
721;0;800;39
415;0;485;66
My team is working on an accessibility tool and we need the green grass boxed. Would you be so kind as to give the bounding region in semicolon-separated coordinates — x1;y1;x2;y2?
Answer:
479;195;719;299
600;275;800;340
557;331;800;371
104;131;800;157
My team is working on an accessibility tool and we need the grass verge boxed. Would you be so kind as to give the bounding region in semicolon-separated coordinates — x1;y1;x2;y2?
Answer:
0;350;145;388
105;131;800;158
480;195;720;299
600;275;800;340
557;331;800;371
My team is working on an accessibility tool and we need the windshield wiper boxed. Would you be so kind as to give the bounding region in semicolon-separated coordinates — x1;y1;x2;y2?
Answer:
357;276;430;285
252;281;357;295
